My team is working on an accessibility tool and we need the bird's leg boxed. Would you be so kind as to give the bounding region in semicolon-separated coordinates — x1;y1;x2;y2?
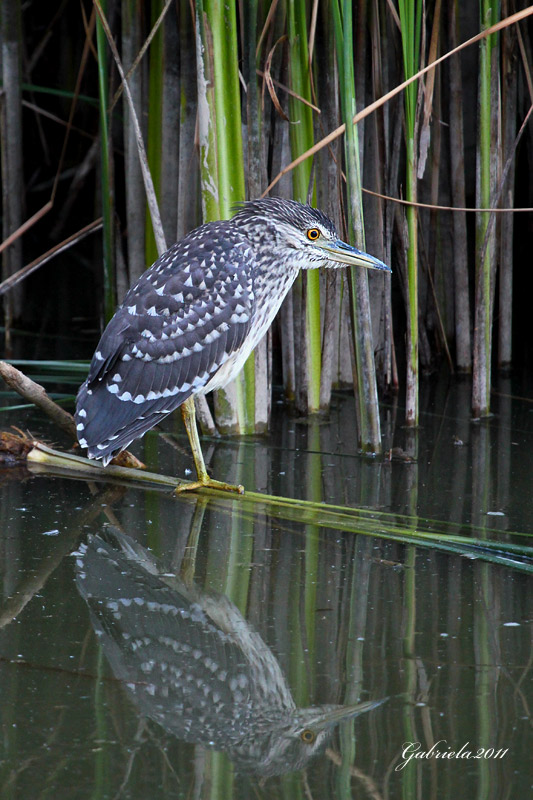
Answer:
174;397;244;494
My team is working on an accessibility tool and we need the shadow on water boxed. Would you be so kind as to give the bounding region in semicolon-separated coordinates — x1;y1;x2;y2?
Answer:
1;378;533;798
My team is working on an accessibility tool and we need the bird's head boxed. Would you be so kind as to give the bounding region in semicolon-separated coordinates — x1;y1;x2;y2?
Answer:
232;198;391;272
239;698;386;777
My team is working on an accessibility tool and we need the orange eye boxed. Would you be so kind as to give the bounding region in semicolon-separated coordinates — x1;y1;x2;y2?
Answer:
300;729;316;744
307;228;320;241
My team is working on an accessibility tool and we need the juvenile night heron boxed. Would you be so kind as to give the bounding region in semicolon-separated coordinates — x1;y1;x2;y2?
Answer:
75;198;390;491
76;529;384;776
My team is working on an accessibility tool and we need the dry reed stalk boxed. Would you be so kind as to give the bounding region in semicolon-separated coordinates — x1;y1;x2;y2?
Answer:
1;0;24;340
122;0;146;283
498;16;517;370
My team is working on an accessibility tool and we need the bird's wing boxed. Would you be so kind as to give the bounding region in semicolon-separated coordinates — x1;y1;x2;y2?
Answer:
76;531;260;744
76;228;254;461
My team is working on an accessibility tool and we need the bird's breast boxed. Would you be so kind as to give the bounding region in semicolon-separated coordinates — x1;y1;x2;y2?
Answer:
201;262;299;393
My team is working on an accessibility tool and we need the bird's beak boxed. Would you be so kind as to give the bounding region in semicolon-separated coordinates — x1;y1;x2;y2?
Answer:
299;698;386;733
318;239;391;272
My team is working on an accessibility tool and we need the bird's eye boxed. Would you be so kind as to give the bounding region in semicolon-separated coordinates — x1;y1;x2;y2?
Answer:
306;228;321;241
300;729;316;744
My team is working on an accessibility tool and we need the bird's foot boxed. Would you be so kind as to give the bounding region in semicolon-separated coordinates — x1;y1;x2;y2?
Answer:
174;477;244;495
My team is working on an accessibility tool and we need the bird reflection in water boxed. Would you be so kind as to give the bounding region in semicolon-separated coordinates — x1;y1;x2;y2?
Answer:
75;529;384;777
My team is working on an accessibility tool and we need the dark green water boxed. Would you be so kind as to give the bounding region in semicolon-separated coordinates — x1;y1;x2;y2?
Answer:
1;379;532;799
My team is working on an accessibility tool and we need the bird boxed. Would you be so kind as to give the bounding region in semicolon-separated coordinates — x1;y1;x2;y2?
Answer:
75;528;385;777
75;198;390;492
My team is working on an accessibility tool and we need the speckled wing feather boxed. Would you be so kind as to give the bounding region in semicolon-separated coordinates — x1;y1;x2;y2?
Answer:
76;532;267;747
75;222;254;464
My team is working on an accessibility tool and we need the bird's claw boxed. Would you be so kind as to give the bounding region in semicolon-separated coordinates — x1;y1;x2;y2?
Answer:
174;477;245;495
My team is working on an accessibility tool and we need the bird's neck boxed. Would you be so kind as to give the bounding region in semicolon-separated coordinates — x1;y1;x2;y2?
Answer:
250;259;301;346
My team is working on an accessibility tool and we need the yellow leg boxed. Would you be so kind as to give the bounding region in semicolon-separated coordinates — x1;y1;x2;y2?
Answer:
175;397;244;494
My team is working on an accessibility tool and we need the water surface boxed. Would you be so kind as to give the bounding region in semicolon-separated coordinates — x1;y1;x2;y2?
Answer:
1;379;532;799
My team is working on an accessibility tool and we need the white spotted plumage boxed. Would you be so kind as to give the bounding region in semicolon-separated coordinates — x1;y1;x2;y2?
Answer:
75;199;354;464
